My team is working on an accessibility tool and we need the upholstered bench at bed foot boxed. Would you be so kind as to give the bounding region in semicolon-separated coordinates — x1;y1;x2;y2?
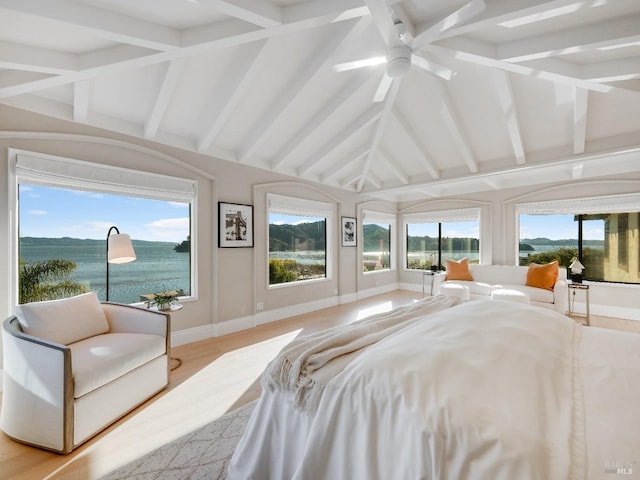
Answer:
490;288;530;304
440;283;470;301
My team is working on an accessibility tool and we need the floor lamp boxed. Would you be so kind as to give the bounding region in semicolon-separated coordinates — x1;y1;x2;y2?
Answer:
106;226;136;301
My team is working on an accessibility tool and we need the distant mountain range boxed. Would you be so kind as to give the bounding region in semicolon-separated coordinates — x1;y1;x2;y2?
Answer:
20;237;175;247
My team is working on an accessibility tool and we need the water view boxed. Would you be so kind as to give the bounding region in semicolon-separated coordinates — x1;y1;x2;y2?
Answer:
20;241;190;304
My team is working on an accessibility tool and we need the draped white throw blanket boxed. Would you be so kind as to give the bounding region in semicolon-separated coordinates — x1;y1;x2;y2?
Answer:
262;295;462;413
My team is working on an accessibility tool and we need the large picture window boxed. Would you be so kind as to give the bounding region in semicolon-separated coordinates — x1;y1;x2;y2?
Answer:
268;194;331;286
362;210;395;273
518;195;640;284
11;151;196;305
404;208;480;270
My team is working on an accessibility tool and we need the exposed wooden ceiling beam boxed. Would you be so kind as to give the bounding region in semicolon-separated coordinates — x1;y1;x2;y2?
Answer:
432;80;478;173
391;107;440;178
320;145;369;183
498;14;640;63
573;87;589;155
198;0;282;28
271;71;372;170
357;80;400;192
145;59;187;139
490;69;526;165
197;41;269;152
412;0;485;48
297;104;383;176
239;17;368;162
0;1;376;100
379;147;409;185
0;0;181;51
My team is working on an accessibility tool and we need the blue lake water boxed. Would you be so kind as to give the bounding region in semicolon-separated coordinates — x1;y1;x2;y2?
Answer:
20;243;190;304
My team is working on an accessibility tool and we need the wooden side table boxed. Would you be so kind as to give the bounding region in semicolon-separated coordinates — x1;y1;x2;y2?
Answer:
567;283;590;326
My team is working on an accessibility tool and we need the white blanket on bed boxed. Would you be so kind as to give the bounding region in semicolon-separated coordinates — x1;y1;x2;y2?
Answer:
231;300;588;480
262;294;462;413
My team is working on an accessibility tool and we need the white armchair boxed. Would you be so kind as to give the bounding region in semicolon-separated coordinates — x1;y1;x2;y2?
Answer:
1;292;170;454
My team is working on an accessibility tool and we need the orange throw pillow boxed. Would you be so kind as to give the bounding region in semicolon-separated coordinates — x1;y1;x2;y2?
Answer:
526;261;559;291
445;257;473;281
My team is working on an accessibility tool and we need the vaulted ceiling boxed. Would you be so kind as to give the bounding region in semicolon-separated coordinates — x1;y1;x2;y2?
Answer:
2;0;640;202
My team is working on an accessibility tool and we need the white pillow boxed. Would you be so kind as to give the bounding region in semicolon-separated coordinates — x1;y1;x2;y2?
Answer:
17;292;109;345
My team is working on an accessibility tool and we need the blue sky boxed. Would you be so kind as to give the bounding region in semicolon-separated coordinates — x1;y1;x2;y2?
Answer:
19;185;190;242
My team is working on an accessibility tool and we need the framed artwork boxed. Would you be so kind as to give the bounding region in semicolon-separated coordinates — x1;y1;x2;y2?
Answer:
219;202;254;248
341;216;357;247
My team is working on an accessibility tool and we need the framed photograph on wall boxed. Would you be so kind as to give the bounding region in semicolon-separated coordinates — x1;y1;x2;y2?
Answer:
219;202;254;248
341;216;357;247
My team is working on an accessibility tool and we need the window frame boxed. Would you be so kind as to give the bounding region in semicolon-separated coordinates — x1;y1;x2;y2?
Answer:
362;209;397;274
266;193;333;289
403;208;481;271
8;148;198;307
516;194;640;285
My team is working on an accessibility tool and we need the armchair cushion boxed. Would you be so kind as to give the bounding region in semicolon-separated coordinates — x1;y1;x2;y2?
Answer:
70;332;167;398
17;292;109;345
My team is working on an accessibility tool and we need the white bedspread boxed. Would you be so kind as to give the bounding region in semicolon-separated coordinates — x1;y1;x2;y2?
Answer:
229;300;640;480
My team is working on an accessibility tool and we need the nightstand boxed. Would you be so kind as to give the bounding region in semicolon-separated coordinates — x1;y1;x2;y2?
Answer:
567;283;590;326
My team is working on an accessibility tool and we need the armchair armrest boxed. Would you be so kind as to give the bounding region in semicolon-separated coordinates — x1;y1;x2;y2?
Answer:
102;303;169;336
1;317;73;452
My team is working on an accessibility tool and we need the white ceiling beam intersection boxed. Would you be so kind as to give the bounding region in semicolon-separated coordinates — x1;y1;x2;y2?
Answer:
583;56;640;83
297;104;383;176
490;69;526;165
391;107;440;178
199;0;282;28
271;71;372;170
144;59;187;139
573;87;589;155
73;80;90;123
0;2;373;100
197;40;269;152
239;17;369;162
424;37;615;95
0;0;181;51
412;0;486;48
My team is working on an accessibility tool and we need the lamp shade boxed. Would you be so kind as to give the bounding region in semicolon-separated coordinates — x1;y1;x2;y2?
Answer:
107;233;136;264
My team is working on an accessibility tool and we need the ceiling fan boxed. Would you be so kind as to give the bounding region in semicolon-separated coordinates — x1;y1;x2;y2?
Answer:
334;0;485;102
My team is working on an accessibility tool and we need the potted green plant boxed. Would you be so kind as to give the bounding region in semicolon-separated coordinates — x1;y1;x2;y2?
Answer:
152;290;179;310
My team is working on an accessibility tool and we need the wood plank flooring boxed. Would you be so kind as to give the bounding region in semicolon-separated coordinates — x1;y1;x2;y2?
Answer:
0;290;637;479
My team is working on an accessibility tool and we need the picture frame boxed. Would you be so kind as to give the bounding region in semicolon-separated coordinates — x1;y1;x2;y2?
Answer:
341;216;357;247
219;202;254;248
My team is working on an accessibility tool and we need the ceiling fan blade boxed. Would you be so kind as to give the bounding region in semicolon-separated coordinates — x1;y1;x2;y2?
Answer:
364;0;403;48
373;73;393;102
411;54;455;81
334;56;386;73
412;0;486;48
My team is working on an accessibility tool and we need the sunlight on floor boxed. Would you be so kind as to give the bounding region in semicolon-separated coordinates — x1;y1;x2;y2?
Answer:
78;329;302;479
355;301;394;321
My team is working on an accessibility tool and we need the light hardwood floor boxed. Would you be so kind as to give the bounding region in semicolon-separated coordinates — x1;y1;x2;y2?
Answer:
1;290;638;479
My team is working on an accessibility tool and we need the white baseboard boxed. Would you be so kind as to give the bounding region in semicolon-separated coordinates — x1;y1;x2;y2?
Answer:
255;296;339;326
171;324;214;347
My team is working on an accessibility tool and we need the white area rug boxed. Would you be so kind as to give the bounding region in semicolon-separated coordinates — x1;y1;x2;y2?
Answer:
101;400;255;480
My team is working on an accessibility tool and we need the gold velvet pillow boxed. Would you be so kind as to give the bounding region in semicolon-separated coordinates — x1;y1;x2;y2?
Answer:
445;257;473;281
526;261;559;291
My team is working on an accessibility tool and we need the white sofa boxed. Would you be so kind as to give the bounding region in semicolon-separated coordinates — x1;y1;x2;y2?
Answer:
1;292;170;453
434;264;567;314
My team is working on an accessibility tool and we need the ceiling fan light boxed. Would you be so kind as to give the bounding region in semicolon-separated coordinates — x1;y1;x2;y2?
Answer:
386;45;411;78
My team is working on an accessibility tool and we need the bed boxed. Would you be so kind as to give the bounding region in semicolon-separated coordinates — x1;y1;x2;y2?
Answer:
228;297;640;479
